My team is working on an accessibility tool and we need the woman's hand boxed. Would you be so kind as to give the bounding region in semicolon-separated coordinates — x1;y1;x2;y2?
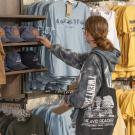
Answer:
63;101;70;107
36;36;52;49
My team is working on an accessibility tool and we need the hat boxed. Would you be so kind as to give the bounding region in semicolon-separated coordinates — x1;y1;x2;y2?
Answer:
6;50;28;71
4;26;25;42
20;26;40;42
0;27;10;43
5;66;11;72
20;51;43;69
4;60;11;72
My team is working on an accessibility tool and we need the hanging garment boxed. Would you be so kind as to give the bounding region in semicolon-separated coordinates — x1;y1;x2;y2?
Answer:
33;103;75;135
115;89;135;135
88;6;120;51
112;107;127;135
110;6;135;79
44;0;90;76
5;115;45;135
0;41;6;84
100;10;120;51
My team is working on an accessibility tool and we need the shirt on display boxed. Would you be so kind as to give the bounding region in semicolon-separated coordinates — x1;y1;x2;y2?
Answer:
100;10;120;51
45;0;90;76
111;5;135;79
113;6;135;67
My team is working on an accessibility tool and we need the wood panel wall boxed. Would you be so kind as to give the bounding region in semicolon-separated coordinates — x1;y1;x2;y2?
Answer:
0;0;20;15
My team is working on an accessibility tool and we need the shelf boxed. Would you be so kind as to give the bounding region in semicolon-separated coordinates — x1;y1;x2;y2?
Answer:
6;68;48;76
26;90;72;98
0;94;26;104
3;42;42;47
0;15;46;21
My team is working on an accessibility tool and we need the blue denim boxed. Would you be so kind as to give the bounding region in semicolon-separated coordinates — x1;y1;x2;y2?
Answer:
27;2;39;15
49;107;76;135
48;112;62;135
4;26;25;42
32;103;75;135
32;103;62;134
24;75;75;92
60;108;76;135
45;83;67;91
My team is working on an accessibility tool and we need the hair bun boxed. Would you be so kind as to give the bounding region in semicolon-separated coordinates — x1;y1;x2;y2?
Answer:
95;37;114;51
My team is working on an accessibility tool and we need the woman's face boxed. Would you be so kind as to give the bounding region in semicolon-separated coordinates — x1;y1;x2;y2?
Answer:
84;30;96;48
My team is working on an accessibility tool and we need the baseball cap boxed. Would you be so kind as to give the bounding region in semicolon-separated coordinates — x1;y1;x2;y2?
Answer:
20;51;43;69
20;26;40;42
6;50;28;71
4;60;11;72
4;26;25;42
5;66;11;72
0;27;10;43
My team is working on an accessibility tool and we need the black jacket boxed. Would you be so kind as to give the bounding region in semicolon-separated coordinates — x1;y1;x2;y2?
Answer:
50;44;120;109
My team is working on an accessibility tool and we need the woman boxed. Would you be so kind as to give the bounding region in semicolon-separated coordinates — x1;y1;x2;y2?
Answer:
37;16;120;135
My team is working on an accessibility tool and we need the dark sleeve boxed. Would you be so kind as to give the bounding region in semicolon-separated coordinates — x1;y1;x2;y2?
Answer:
5;121;14;135
66;54;102;108
49;44;89;70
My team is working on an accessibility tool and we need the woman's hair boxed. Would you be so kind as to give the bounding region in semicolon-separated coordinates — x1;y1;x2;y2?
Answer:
85;16;114;51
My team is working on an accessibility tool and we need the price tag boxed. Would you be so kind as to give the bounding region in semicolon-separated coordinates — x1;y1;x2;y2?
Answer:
66;2;72;17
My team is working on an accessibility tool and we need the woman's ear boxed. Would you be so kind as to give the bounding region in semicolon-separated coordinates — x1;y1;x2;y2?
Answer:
85;31;95;44
84;30;89;41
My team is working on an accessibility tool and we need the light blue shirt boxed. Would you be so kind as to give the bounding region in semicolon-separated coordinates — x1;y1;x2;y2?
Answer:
45;0;90;76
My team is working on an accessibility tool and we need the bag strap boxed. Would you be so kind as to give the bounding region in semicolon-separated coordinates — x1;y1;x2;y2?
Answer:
92;52;108;88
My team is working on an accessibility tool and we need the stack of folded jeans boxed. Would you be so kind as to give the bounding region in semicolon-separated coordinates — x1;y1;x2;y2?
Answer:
45;76;75;91
24;73;76;92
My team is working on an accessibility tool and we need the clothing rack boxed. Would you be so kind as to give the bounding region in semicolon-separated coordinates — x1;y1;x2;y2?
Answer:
0;97;26;104
0;90;72;109
26;90;72;98
81;0;127;6
0;94;26;103
80;1;100;5
42;90;72;95
113;77;135;88
0;94;27;109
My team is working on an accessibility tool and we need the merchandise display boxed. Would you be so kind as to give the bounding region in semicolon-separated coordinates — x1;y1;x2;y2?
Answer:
45;0;90;76
0;27;10;43
20;51;43;69
0;0;134;135
20;26;40;41
0;25;40;43
6;50;28;71
4;26;25;43
111;5;135;79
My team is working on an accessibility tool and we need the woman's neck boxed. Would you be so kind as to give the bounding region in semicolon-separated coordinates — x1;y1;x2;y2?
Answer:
91;42;97;48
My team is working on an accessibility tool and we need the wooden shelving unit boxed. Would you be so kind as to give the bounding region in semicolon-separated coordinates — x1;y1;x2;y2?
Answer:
3;42;42;47
0;94;26;104
0;3;47;99
6;68;48;76
0;15;46;21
